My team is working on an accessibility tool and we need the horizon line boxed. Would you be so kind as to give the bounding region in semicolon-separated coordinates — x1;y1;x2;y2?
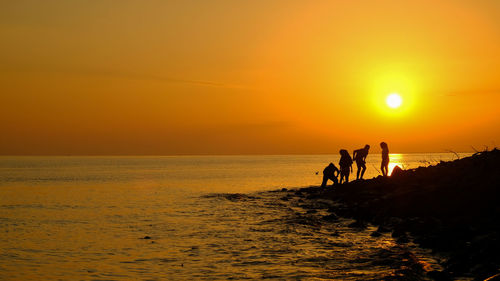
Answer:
0;151;477;157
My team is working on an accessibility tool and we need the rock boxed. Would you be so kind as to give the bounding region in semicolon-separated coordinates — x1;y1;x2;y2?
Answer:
392;228;406;238
484;273;500;281
281;188;288;192
377;225;391;233
370;231;382;237
396;235;409;244
388;217;403;226
322;214;338;221
426;270;452;281
142;236;151;239
391;165;404;177
327;207;337;213
293;149;500;279
348;220;367;229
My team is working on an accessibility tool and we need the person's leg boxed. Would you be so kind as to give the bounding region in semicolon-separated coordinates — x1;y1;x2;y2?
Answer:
331;176;338;185
321;174;328;187
356;163;361;180
345;171;350;183
360;163;366;179
381;163;386;176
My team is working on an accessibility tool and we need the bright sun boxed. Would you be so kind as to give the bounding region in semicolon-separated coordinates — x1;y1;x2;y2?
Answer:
386;93;402;108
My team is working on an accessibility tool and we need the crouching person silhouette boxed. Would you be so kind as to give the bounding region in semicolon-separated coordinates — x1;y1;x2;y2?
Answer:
321;163;339;187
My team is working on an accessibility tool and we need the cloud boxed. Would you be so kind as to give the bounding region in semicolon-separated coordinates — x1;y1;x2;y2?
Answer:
0;63;239;88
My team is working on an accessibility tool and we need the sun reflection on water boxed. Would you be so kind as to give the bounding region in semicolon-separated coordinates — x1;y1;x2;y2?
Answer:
388;154;403;176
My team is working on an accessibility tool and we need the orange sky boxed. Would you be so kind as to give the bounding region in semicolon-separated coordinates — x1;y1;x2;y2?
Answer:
1;0;499;155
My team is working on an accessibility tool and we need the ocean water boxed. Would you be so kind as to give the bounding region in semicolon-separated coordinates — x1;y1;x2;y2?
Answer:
0;153;470;280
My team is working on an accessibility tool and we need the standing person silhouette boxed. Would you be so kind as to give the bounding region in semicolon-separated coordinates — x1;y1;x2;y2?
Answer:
339;149;353;184
321;163;339;187
353;144;370;180
380;142;389;176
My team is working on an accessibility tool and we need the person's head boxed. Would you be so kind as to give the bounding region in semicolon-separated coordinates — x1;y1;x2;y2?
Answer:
328;162;334;167
380;142;387;149
364;144;370;151
340;149;347;156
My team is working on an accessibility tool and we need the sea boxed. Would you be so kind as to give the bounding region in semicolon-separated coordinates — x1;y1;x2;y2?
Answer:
0;153;471;280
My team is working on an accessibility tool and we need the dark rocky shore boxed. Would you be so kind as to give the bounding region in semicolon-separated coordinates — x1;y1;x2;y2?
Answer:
294;149;500;280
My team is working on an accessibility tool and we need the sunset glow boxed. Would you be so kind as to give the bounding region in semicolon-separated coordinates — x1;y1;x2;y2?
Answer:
0;1;499;155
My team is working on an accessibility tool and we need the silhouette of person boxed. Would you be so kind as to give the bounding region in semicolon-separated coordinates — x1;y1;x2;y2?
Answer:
353;144;370;180
339;149;353;184
380;142;389;176
321;163;339;187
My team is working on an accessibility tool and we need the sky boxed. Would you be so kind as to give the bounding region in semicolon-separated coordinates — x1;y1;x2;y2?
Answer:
1;0;499;155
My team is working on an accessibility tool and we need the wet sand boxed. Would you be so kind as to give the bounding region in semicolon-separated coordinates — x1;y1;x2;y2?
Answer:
287;149;500;280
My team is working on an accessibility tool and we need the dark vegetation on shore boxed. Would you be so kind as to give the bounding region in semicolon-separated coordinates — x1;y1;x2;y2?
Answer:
297;149;500;280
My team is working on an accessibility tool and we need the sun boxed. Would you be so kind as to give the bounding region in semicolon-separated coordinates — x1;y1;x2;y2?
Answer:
386;93;402;108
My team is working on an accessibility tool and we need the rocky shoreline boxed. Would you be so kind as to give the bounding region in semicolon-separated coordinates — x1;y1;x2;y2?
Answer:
289;149;500;280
